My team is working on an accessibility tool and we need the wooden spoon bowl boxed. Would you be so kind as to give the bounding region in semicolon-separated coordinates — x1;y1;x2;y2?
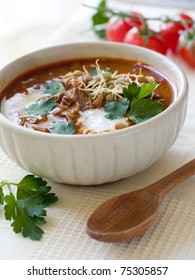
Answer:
86;159;195;242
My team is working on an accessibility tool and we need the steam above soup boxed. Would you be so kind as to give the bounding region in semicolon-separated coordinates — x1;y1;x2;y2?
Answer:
0;57;174;135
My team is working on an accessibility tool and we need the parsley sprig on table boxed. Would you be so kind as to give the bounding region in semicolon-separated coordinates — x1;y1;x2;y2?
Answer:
105;81;163;123
0;175;58;240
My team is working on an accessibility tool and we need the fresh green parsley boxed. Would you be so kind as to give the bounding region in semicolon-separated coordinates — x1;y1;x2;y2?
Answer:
44;81;65;95
129;98;163;123
123;82;141;101
139;81;159;98
0;175;58;240
105;81;163;123
27;98;56;116
49;122;76;135
105;98;130;120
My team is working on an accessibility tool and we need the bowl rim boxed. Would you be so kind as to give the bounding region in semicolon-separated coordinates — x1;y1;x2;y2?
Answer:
0;41;188;139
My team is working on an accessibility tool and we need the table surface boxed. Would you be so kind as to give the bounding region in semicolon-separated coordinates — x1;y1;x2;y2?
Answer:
0;0;195;260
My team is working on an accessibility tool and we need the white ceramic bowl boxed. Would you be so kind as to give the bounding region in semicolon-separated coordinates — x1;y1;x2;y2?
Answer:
0;42;188;185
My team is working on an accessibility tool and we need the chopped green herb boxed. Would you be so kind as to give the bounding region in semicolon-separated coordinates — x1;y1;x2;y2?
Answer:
128;98;163;123
105;81;163;123
0;175;58;240
122;82;141;101
139;81;159;98
49;122;76;135
27;98;56;116
105;98;130;120
44;81;65;95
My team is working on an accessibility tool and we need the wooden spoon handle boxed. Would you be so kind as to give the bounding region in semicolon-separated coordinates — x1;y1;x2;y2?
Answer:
145;158;195;199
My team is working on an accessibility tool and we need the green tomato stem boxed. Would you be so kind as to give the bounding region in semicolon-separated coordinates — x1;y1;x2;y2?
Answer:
83;3;194;24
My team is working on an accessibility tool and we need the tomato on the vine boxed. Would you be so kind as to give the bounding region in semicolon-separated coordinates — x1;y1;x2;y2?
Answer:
177;29;195;67
105;12;144;42
92;0;195;66
160;13;193;53
123;26;168;55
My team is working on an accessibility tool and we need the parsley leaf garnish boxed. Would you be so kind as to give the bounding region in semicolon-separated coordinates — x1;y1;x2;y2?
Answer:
105;98;130;120
0;175;58;240
105;81;163;123
49;122;76;135
129;98;163;123
44;81;65;95
139;81;159;98
122;82;141;101
27;98;56;116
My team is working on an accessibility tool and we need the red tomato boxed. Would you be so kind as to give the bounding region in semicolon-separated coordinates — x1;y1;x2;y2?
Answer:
178;30;195;67
123;26;168;55
126;11;145;27
105;12;144;42
105;17;133;42
160;13;193;53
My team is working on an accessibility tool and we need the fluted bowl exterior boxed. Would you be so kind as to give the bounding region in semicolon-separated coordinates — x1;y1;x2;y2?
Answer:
0;42;188;185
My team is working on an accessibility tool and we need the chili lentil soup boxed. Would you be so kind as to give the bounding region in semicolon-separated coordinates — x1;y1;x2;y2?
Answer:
0;57;174;135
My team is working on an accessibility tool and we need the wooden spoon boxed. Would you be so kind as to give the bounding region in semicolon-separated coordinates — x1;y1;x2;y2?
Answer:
86;159;195;242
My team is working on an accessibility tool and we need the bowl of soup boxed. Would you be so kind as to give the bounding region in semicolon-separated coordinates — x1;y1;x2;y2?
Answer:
0;42;188;185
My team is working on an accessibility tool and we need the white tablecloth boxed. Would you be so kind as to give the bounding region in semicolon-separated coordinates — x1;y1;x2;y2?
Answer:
0;0;195;260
